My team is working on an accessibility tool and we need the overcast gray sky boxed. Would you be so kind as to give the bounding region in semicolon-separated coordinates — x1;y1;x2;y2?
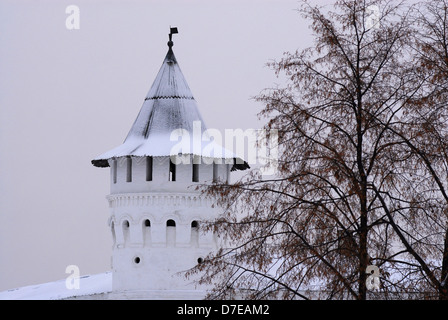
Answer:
0;0;317;291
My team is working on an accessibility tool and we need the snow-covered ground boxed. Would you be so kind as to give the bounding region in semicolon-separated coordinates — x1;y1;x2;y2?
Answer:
0;271;112;300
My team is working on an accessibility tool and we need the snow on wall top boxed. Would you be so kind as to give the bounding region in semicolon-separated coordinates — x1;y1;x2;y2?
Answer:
0;272;112;300
91;42;249;171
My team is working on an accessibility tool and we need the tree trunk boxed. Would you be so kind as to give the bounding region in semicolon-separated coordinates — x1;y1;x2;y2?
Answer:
440;226;448;300
358;181;368;300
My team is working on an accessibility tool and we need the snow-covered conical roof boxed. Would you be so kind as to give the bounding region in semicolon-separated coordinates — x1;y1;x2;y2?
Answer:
92;34;249;171
124;45;205;141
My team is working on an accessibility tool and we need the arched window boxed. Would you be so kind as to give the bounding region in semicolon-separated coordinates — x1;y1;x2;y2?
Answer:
191;220;199;247
111;221;116;247
122;220;130;244
166;219;176;246
142;219;151;245
191;220;199;228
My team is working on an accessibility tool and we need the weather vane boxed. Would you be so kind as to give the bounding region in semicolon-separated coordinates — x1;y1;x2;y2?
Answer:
168;27;178;48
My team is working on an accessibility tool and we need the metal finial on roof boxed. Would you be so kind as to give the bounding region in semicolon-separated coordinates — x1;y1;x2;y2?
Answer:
168;27;178;48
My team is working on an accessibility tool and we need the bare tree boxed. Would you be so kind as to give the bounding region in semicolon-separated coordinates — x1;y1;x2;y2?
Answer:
376;0;448;299
187;0;448;300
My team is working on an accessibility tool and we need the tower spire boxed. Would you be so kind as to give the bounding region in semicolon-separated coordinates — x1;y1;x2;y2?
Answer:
91;27;248;171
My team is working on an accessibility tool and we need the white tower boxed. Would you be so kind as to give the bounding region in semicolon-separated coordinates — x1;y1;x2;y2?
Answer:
91;28;248;299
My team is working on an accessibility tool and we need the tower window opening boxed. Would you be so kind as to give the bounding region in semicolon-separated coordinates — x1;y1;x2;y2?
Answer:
191;221;199;228
122;220;130;244
134;257;141;264
197;257;204;264
112;159;117;184
166;219;176;246
126;157;132;182
146;156;153;181
191;220;199;247
212;162;218;183
192;163;199;182
169;159;176;181
142;219;151;245
111;222;116;247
